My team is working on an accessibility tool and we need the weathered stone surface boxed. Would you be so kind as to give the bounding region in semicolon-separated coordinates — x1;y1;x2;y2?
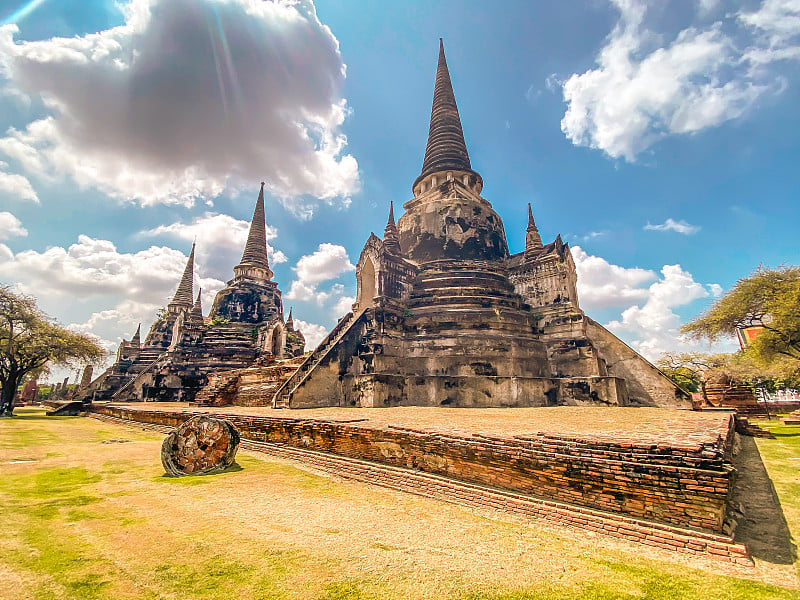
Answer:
705;373;758;408
274;41;689;411
160;415;240;477
76;186;305;405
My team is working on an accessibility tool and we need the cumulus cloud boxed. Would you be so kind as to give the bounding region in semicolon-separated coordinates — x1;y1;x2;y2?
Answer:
332;294;355;317
141;211;287;281
0;0;359;213
572;245;655;310
644;218;700;235
605;264;716;359
0;211;27;239
286;242;355;305
0;235;226;369
573;246;732;360
559;0;800;161
292;318;328;350
0;166;38;202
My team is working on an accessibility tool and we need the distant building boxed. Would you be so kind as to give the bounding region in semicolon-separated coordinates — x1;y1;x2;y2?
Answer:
79;185;305;403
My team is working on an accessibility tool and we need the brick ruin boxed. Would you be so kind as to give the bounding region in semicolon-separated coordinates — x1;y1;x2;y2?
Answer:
78;184;305;403
273;40;688;410
88;404;751;564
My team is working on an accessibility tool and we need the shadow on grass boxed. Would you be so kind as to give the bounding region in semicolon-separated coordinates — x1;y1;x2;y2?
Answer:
2;409;73;422
731;435;796;565
155;461;244;484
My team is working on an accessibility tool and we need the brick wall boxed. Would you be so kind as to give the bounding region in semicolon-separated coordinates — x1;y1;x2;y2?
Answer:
89;405;735;533
88;410;751;566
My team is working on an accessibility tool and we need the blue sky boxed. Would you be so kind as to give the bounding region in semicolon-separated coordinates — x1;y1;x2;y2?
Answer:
0;0;798;379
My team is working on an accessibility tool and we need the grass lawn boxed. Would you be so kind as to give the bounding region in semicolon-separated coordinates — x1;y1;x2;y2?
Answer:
0;407;798;600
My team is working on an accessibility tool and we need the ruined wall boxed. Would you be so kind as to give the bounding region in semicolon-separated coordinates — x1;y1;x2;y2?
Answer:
343;374;627;408
90;405;734;532
586;318;691;408
209;280;282;324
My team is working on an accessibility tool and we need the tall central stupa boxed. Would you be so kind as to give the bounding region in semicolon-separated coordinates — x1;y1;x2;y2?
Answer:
274;41;688;410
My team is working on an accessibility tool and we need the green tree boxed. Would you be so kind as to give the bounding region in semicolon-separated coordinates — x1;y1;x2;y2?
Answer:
656;352;728;398
682;266;800;368
0;286;105;416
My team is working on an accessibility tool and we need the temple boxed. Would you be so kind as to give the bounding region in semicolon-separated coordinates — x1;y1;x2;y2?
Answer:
274;41;688;409
80;184;305;403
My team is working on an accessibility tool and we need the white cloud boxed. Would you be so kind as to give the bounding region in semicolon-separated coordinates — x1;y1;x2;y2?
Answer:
0;167;38;202
741;0;800;43
286;243;355;319
644;218;700;234
572;245;655;310
141;211;286;281
559;0;799;161
0;211;27;239
605;264;718;359
0;235;228;370
0;0;359;213
292;318;328;350
286;242;354;305
573;246;732;360
0;235;190;302
332;294;355;317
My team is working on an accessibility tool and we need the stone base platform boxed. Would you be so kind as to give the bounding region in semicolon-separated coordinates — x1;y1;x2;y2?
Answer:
88;403;749;565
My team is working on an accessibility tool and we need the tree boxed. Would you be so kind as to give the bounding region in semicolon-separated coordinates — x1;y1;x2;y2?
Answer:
0;286;105;416
682;266;800;368
656;352;728;399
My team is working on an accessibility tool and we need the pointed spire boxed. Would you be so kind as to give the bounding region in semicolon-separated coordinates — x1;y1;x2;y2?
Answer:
383;201;401;253
191;289;203;321
236;182;270;272
131;323;141;346
413;39;480;191
525;203;543;254
286;307;294;330
170;243;195;306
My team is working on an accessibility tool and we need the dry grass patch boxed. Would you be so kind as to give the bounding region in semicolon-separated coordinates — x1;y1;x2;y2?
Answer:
0;407;798;599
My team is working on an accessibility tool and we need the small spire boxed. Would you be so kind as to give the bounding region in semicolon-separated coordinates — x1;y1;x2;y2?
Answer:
525;203;543;254
236;182;270;273
383;201;401;253
191;289;203;320
286;307;294;329
413;39;480;191
170;243;195;306
131;323;141;346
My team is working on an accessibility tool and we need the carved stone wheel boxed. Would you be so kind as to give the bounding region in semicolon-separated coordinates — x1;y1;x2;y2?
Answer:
161;415;240;477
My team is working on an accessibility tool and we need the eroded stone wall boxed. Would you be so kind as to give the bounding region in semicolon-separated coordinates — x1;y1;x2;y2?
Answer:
89;405;734;532
586;317;691;408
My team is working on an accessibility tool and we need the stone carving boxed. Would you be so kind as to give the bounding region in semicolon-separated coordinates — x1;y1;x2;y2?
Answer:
161;415;240;476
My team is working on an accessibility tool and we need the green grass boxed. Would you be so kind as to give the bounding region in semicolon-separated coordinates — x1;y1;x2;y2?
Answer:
754;419;800;558
1;408;799;599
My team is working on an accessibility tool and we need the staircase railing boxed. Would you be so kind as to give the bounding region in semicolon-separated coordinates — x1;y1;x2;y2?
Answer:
110;352;165;401
272;310;364;408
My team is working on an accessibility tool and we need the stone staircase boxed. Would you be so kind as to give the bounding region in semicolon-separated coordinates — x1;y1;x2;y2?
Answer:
272;311;364;408
110;350;164;401
407;266;528;311
200;325;256;350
